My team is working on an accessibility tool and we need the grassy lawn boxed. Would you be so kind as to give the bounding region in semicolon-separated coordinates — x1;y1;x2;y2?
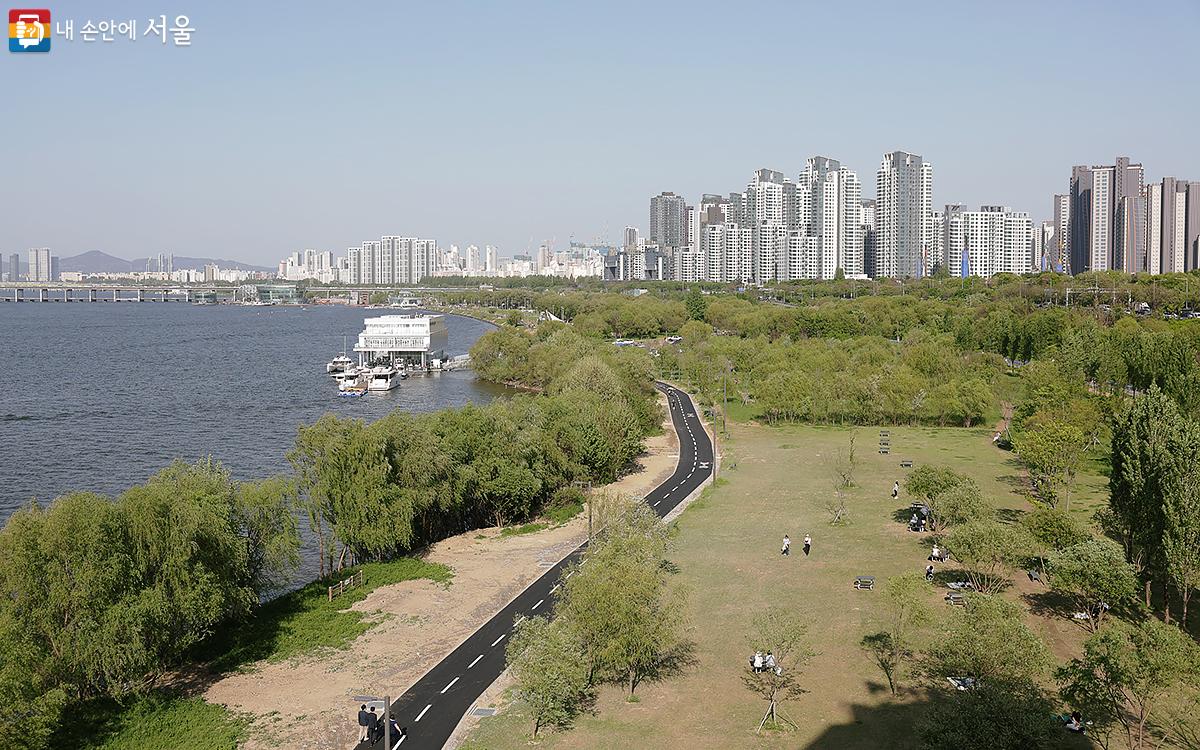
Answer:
464;420;1110;749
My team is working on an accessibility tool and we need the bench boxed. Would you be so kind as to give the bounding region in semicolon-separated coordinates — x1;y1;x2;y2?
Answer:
945;592;966;606
878;447;890;454
879;430;890;437
900;459;913;468
853;576;875;590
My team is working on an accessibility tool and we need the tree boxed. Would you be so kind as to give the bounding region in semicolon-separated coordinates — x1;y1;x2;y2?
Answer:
678;319;711;343
918;679;1061;750
1048;538;1137;632
931;594;1052;686
685;287;708;321
557;504;689;695
1022;506;1089;579
947;520;1031;594
741;607;813;731
1109;385;1200;620
234;476;301;597
1058;618;1200;750
860;573;931;694
903;466;985;531
505;616;592;737
833;431;858;488
1163;463;1200;625
1012;414;1088;508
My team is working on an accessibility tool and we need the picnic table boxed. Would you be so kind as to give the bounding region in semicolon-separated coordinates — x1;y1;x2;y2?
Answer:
944;592;966;606
853;576;875;590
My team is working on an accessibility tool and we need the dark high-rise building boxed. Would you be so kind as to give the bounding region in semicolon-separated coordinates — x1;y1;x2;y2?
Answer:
1068;157;1144;273
649;192;687;250
5;253;18;281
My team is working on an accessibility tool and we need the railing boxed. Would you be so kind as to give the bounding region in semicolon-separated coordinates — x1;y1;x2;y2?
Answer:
327;570;364;602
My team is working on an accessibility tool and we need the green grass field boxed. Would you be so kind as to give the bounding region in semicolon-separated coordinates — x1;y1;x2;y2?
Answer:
58;694;248;750
463;420;1111;749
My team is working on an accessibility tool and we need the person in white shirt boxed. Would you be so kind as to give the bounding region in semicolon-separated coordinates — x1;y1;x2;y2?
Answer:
781;535;790;556
803;534;812;556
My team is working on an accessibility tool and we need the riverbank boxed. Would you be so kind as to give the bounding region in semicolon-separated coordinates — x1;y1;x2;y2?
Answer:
201;389;678;750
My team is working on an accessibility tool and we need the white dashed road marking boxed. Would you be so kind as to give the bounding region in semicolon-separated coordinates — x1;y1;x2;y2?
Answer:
441;677;459;693
468;654;483;668
416;704;432;722
491;634;506;647
532;599;544;610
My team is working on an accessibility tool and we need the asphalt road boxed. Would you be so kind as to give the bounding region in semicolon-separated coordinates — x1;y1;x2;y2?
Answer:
357;382;715;750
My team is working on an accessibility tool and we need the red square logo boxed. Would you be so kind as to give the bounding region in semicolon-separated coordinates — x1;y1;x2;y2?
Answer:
9;8;52;53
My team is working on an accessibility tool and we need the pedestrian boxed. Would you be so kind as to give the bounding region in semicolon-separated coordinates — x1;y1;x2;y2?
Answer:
357;704;370;742
892;481;899;500
803;534;811;556
765;651;776;672
781;534;790;556
753;650;764;673
925;563;934;582
367;706;380;742
930;544;940;562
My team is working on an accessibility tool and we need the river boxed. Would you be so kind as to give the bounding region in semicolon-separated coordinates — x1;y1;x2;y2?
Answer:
0;303;508;573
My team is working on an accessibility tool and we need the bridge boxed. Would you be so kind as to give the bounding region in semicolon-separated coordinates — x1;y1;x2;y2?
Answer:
0;285;242;302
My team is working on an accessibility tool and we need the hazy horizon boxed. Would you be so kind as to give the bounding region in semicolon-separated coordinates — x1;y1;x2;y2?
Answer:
4;0;1198;266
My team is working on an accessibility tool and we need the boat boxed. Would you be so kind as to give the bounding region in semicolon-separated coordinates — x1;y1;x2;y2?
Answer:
337;385;367;398
367;364;402;391
327;336;354;374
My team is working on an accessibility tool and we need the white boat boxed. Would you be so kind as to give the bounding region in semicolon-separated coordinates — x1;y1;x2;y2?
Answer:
333;366;360;385
327;335;354;374
367;364;402;391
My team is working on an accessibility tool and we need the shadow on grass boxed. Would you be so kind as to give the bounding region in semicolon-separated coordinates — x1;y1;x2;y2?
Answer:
800;687;1095;750
54;691;249;750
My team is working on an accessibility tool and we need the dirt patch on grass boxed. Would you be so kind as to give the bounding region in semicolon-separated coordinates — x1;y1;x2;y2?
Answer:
204;392;679;750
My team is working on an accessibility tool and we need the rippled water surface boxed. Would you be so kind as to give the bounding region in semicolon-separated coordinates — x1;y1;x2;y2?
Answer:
0;304;505;540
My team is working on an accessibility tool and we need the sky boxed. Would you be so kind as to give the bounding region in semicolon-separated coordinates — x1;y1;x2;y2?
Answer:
2;0;1198;266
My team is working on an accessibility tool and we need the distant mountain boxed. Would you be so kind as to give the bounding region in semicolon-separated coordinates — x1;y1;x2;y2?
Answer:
58;251;273;274
58;250;132;273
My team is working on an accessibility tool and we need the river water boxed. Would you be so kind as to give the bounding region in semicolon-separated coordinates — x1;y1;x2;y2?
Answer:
0;303;507;573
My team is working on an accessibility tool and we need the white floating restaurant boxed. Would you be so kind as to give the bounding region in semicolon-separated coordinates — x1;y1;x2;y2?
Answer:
353;314;449;371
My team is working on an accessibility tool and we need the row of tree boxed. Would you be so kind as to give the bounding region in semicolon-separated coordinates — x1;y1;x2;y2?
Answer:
0;461;299;749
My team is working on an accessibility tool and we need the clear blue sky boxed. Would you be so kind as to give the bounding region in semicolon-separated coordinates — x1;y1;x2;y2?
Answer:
3;0;1198;265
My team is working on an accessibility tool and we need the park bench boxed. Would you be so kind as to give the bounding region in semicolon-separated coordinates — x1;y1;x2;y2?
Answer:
944;592;966;606
853;576;875;590
879;446;890;454
900;459;913;468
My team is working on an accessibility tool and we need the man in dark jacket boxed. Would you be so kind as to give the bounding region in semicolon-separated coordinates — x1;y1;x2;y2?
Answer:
357;704;371;742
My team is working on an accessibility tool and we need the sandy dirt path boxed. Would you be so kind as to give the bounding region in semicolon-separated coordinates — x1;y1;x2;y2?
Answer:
205;392;678;750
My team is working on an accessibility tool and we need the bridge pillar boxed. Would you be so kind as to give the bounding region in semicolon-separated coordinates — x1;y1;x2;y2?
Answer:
137;289;144;302
89;288;97;302
39;288;46;302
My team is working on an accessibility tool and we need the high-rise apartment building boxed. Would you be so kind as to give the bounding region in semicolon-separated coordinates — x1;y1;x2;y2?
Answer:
874;151;933;278
485;245;498;273
649;192;687;250
745;169;795;284
7;253;20;281
1052;194;1070;272
1146;178;1194;274
1068;157;1144;273
347;236;437;284
794;156;864;279
27;248;53;281
943;205;1032;278
861;199;877;278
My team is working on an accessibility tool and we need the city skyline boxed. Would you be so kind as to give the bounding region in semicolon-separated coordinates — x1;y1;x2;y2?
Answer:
4;0;1198;266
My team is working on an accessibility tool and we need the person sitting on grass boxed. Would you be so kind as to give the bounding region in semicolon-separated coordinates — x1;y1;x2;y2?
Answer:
926;564;935;582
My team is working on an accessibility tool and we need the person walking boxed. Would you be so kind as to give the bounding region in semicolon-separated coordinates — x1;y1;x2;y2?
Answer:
782;534;791;556
367;706;380;742
803;534;812;556
357;704;370;742
765;651;776;673
753;650;764;673
892;481;900;500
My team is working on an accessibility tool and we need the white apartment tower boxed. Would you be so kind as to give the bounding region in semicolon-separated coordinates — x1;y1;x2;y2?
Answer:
874;151;933;278
746;169;796;284
943;205;1032;278
795;156;864;279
